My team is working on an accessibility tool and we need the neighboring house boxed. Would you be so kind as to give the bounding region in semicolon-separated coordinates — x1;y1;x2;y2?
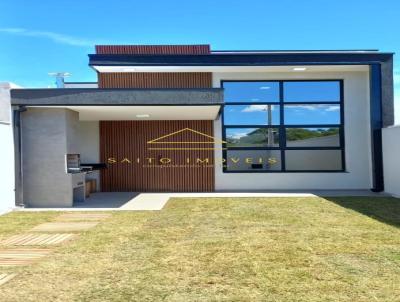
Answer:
0;82;18;213
9;44;396;207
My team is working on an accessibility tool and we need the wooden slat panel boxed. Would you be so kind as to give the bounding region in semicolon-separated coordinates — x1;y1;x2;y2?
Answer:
95;45;210;55
98;72;212;88
1;234;76;246
100;121;215;192
0;248;52;266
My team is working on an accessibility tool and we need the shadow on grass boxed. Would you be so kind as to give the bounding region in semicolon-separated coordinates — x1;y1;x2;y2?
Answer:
325;196;400;228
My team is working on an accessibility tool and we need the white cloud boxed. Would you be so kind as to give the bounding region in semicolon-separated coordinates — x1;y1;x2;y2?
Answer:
292;105;318;111
228;132;248;139
0;27;99;47
325;105;340;111
242;105;275;112
291;105;340;112
259;86;270;90
241;104;339;113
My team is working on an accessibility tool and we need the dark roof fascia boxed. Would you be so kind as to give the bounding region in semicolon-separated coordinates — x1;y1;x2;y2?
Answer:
88;52;394;67
211;49;381;53
10;88;224;106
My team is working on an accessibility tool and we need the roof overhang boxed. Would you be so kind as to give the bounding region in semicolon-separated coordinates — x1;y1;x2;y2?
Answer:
88;52;394;69
58;105;220;121
10;88;224;106
92;65;370;73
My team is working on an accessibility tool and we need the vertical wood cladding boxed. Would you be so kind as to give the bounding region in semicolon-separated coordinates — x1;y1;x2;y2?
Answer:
100;120;215;192
98;72;212;88
96;44;211;88
95;45;210;55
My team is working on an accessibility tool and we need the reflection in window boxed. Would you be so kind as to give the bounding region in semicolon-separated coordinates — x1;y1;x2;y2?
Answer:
224;105;280;125
285;150;342;171
226;128;279;147
284;105;340;125
224;81;280;103
226;150;281;171
222;80;344;172
286;128;340;147
284;81;340;102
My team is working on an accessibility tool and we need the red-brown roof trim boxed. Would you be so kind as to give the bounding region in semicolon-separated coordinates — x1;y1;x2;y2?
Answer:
95;45;210;55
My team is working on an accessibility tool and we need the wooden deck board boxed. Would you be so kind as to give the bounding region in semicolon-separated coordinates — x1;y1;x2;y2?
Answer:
0;248;52;266
1;233;76;246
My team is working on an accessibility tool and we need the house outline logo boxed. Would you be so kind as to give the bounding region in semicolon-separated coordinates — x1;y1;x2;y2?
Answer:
147;127;227;150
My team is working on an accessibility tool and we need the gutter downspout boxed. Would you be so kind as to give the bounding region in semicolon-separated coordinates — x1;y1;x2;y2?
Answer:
13;105;26;207
369;64;384;192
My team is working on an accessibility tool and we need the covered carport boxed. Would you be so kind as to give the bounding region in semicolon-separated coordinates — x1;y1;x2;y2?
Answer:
11;88;223;207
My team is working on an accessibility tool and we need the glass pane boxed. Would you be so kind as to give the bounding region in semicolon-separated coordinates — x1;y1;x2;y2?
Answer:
284;105;340;125
226;150;281;171
224;105;280;125
286;128;340;147
223;81;280;103
226;128;279;147
285;150;342;171
284;81;340;102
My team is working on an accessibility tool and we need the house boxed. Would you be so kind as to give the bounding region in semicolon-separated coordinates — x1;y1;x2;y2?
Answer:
0;82;18;213
9;44;396;207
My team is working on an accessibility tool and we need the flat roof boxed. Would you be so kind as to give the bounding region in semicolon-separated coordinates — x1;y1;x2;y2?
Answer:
10;88;224;106
211;49;383;53
89;51;394;67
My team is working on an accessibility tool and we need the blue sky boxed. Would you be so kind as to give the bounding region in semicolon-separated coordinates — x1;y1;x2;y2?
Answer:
0;0;399;123
223;81;341;126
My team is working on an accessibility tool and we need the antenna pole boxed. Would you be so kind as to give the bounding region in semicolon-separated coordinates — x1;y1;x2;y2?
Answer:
48;72;71;88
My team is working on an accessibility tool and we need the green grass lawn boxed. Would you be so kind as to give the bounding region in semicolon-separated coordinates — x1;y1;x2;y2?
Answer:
0;197;400;302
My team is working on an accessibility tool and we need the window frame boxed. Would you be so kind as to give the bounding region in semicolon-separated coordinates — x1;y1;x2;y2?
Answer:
221;79;345;173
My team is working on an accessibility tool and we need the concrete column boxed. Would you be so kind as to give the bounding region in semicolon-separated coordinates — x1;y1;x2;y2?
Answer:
21;108;81;207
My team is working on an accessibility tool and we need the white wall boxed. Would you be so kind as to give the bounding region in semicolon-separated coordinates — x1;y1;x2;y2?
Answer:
212;71;372;190
0;83;16;213
64;82;98;88
383;126;400;197
77;121;100;191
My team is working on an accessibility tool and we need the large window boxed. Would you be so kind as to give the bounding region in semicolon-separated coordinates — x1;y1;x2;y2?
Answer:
222;80;344;172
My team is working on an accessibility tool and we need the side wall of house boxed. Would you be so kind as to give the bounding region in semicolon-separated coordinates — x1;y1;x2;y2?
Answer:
21;108;83;207
0;84;15;213
212;71;373;190
382;126;400;197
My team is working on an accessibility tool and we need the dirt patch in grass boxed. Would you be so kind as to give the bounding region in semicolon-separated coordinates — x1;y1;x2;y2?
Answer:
0;197;399;301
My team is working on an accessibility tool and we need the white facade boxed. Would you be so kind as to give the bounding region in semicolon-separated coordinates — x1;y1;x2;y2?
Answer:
75;68;374;191
212;70;373;190
0;83;17;213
